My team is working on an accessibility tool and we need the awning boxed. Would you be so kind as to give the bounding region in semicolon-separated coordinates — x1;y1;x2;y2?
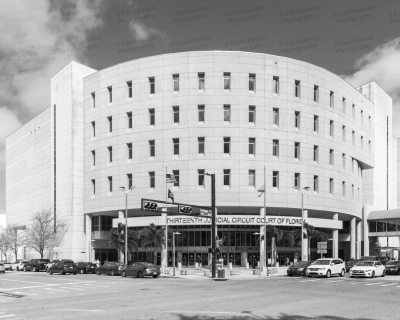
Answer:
368;209;400;220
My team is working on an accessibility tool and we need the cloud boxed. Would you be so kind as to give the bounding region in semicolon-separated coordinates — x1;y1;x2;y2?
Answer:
129;21;169;43
343;37;400;136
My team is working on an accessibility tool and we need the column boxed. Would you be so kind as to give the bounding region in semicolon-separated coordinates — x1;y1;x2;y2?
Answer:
350;217;356;259
302;210;308;262
242;251;248;267
363;209;369;256
161;213;167;268
85;215;92;262
332;213;339;258
356;220;362;259
259;208;265;269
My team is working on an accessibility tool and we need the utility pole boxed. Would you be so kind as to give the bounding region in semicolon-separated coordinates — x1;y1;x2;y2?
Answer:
211;173;216;279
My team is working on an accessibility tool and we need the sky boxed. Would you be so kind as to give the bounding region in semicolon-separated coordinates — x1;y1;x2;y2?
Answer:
1;0;400;216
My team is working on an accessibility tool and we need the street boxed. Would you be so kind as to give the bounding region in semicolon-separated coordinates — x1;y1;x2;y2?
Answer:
0;270;399;319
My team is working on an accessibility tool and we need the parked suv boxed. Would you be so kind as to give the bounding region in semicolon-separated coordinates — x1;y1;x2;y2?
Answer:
48;260;77;275
23;259;50;272
306;258;345;278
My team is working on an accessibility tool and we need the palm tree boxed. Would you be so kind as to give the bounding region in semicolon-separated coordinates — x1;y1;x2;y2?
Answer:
109;222;140;262
139;223;172;265
291;221;328;260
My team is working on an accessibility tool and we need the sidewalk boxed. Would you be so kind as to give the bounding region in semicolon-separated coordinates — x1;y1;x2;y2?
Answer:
159;266;288;280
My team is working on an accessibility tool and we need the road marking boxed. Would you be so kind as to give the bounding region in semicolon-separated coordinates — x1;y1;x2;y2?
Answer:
298;279;320;282
61;287;84;291
12;291;37;296
365;282;385;286
81;284;109;288
0;315;15;318
381;283;398;287
322;280;344;283
45;288;68;292
0;281;96;291
0;279;44;285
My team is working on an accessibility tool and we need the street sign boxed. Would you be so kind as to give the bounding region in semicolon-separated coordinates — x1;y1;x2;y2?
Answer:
317;249;327;254
317;242;327;250
179;205;193;214
143;201;158;211
141;198;212;217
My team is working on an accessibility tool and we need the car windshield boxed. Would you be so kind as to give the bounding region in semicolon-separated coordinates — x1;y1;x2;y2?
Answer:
356;261;374;266
313;260;331;265
293;262;309;267
386;261;400;265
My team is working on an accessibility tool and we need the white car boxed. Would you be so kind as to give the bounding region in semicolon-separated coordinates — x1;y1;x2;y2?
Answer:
13;261;27;271
350;260;386;278
306;258;345;278
0;263;5;273
3;262;11;271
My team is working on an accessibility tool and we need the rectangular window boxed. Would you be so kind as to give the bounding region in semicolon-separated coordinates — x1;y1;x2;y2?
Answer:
249;74;255;91
198;105;205;122
294;142;300;159
198;73;205;91
149;77;155;94
173;138;179;155
352;131;355;145
295;80;300;98
223;169;230;186
294;173;300;188
173;74;179;92
329;149;334;166
249;170;255;187
198;169;205;186
91;150;95;166
330;91;334;108
249;106;255;123
127;81;132;98
223;137;230;154
352;104;355;118
342;153;346;169
91;179;96;195
127;174;133;189
330;178;334;195
173;106;179;124
295;111;300;129
273;76;279;94
149;140;155;157
149;109;155;125
314;85;319;102
149;172;155;188
127;112;132;129
330;120;334;137
91;92;95;108
314;145;319;162
314;115;319;133
127;143;133;159
198;137;205;154
342;181;346;197
91;121;95;137
249;138;255;155
273;108;279;125
108;146;112;163
107;86;112;103
223;72;231;90
108;176;113;192
361;110;363;124
314;175;319;192
342;125;346;141
342;97;346;113
172;170;179;187
223;105;230;122
273;171;279;188
108;116;112;133
273;140;279;157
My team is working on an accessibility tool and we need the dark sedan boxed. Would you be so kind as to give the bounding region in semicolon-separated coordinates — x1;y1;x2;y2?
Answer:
96;262;125;276
121;262;161;278
287;261;313;276
385;260;400;275
75;262;96;274
346;259;359;272
48;261;77;275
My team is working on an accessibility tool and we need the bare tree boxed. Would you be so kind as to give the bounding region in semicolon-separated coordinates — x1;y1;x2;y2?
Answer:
0;230;10;260
4;224;26;260
26;209;68;259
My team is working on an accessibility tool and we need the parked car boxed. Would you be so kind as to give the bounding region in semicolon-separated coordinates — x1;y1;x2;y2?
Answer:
350;260;386;278
45;260;59;272
306;258;345;278
48;260;77;275
121;262;161;278
345;259;359;272
0;263;5;273
96;261;125;276
75;262;96;274
384;260;400;275
287;261;313;276
4;262;12;271
23;259;50;272
13;260;27;271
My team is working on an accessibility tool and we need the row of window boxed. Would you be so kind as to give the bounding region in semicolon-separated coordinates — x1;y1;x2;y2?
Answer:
90;171;361;200
91;138;368;169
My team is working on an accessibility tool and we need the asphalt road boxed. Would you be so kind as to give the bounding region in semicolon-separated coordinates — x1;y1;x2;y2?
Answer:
1;270;400;320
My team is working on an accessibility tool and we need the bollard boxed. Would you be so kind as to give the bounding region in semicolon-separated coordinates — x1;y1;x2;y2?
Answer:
178;262;182;271
246;262;249;270
229;262;232;270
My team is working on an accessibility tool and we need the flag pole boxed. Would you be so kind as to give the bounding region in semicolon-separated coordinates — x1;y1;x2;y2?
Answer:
165;166;168;269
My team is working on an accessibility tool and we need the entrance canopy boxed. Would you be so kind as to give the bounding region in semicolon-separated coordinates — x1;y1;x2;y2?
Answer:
368;209;400;220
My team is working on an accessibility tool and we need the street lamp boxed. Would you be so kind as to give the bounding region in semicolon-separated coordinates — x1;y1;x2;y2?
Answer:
253;232;261;275
293;186;310;262
23;245;26;260
328;238;334;258
257;166;268;275
204;172;216;278
119;186;136;264
173;231;181;276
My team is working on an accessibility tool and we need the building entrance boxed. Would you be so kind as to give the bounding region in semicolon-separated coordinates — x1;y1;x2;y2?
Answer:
277;252;295;266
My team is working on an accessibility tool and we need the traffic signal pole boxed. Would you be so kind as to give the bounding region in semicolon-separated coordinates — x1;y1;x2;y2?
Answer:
211;174;216;279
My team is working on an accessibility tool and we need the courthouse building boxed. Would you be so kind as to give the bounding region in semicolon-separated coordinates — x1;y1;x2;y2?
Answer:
6;51;399;266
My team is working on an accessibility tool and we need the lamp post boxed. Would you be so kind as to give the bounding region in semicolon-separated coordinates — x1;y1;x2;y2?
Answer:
328;238;334;258
23;245;26;260
257;166;268;275
205;172;216;278
253;232;262;275
293;186;310;261
173;232;181;276
119;186;136;264
106;241;112;262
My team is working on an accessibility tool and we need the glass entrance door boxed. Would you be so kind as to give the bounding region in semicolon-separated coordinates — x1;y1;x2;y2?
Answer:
234;253;241;266
188;252;195;266
182;253;189;267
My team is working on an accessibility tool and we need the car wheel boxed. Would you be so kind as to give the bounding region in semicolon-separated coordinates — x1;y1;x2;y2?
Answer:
10;267;12;271
371;271;375;278
381;269;386;277
60;269;65;275
288;274;293;276
23;267;27;272
80;269;85;274
326;270;331;278
111;270;115;276
350;276;354;278
340;269;345;277
307;275;312;278
49;269;53;275
16;267;19;271
122;271;126;277
138;271;143;278
153;275;159;278
96;270;100;275
32;267;36;272
73;272;77;275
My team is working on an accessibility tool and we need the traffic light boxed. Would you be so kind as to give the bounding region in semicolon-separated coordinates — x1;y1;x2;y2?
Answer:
179;205;193;214
143;202;158;211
